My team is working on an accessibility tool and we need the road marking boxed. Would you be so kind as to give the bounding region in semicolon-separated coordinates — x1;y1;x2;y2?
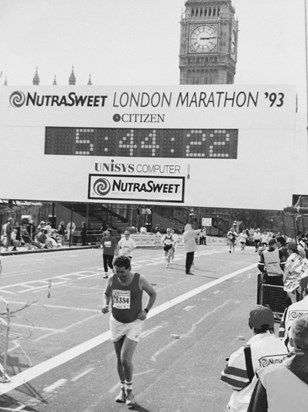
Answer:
71;367;94;382
183;305;195;311
43;378;67;393
0;263;256;395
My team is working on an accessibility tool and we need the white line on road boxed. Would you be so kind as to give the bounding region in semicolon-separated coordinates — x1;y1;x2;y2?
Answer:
43;378;67;393
0;263;256;395
71;368;94;382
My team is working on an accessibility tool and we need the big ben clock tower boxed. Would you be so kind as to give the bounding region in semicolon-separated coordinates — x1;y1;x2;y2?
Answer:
179;0;238;84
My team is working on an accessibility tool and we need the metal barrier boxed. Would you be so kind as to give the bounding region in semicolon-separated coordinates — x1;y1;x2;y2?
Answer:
0;297;10;382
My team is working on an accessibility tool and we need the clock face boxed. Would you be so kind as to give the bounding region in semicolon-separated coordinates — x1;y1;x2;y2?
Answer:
231;29;237;57
190;25;218;53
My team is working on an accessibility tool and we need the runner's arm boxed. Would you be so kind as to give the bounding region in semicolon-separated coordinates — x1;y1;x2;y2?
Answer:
101;277;112;313
138;276;156;316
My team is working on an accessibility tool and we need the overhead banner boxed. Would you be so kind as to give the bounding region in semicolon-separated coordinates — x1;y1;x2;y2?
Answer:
0;85;296;209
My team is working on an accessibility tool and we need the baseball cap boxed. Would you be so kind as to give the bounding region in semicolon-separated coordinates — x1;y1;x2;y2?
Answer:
249;305;274;329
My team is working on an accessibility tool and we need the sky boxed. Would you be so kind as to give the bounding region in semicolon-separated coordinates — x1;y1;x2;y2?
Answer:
0;0;307;113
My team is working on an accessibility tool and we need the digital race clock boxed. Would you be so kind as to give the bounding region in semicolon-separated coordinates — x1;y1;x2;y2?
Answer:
45;127;238;159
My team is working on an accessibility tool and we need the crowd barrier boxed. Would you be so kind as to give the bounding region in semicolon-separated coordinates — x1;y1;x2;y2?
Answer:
130;234;227;248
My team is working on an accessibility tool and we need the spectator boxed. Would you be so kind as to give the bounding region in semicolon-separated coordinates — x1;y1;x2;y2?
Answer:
118;230;136;259
248;314;308;412
276;236;288;272
37;221;46;233
183;223;200;275
57;221;65;245
221;305;288;412
44;230;58;249
279;274;308;350
154;224;160;235
11;228;19;251
101;230;118;278
284;241;308;302
36;228;47;247
66;221;76;242
199;228;207;245
80;221;87;246
44;221;52;236
253;229;262;252
4;217;13;251
21;224;42;249
258;238;284;286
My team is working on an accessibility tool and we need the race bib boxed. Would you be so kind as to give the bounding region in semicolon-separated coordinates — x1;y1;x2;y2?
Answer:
112;290;131;309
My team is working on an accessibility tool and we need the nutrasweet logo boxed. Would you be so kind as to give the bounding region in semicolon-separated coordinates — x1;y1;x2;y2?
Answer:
9;91;26;108
9;91;108;108
92;178;111;196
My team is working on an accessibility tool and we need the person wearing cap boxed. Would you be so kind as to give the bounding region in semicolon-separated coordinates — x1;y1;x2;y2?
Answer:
279;274;308;350
257;238;284;286
221;305;288;412
283;241;308;302
248;314;308;412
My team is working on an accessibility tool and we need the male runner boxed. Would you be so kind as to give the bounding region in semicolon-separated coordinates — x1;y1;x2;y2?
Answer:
101;255;156;406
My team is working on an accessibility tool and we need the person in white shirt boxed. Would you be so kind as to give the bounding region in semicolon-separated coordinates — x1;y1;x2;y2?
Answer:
221;305;288;412
183;224;200;275
239;230;248;253
248;314;308;412
279;274;308;350
118;230;136;259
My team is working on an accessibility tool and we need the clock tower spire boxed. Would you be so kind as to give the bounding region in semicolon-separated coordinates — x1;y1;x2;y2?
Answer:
179;0;238;84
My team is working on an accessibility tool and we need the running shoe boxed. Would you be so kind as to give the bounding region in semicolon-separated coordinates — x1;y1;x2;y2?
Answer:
115;389;126;403
126;391;136;406
103;273;108;278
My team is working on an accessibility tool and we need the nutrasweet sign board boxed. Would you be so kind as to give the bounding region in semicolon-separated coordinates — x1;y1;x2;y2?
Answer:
0;85;296;209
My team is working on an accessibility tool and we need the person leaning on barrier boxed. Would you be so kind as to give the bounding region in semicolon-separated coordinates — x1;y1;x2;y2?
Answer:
283;241;308;303
221;305;288;412
257;238;284;286
276;236;288;271
279;274;308;350
248;314;308;412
